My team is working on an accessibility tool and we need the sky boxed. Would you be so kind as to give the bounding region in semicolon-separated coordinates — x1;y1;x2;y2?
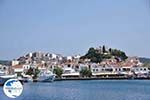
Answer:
0;0;150;60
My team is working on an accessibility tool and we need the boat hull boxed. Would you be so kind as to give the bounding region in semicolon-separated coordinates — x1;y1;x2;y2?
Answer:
38;75;55;82
0;75;17;86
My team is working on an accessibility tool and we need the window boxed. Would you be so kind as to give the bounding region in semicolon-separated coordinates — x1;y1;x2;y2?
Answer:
93;69;95;72
105;68;113;72
123;68;130;71
96;69;98;72
119;68;121;71
115;68;118;71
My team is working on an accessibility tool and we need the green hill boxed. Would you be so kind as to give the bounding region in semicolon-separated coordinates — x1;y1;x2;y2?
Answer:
80;45;128;63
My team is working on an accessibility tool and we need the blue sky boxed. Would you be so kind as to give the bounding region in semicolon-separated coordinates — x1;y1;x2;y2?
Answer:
0;0;150;60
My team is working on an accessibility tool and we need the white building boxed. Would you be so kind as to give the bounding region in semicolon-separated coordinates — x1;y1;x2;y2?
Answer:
91;64;133;76
79;64;89;71
13;65;24;73
66;56;73;61
29;53;33;57
62;67;80;78
132;67;149;75
51;54;57;59
23;64;32;70
11;60;19;66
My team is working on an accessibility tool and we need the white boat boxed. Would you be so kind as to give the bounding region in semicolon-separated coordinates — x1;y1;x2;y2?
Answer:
0;70;17;85
21;73;33;82
37;70;55;82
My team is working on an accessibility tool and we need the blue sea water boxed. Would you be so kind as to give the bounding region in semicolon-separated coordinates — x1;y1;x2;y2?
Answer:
1;80;150;100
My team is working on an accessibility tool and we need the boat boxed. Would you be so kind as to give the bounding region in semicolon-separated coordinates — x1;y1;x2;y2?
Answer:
37;70;55;82
21;73;33;82
0;70;17;86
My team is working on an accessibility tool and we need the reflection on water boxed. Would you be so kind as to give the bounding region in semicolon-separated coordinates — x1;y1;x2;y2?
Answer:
0;80;150;100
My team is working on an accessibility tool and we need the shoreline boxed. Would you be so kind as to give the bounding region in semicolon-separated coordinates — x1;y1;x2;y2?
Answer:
1;78;150;86
54;77;150;81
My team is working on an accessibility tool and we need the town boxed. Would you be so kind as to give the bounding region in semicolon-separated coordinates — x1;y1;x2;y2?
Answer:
0;46;150;84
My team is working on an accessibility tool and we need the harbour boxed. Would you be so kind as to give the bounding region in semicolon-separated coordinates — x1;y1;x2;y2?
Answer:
1;0;150;99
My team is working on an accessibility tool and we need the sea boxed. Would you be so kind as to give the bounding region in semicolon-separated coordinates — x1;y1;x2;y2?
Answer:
0;80;150;100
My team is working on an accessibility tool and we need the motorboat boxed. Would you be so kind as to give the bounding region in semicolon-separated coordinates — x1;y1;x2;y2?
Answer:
37;70;55;82
0;70;17;86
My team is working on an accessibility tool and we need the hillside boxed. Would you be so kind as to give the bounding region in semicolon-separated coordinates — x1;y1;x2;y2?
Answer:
80;45;128;63
139;57;150;63
0;60;11;66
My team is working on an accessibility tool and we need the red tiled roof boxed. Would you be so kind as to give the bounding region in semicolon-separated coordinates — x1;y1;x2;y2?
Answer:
12;65;23;68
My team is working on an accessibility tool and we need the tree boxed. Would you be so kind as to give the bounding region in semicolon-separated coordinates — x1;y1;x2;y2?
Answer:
109;48;112;53
80;47;102;63
53;67;63;78
111;49;128;60
86;47;96;59
33;68;40;79
80;46;128;63
102;45;106;53
102;54;112;59
80;68;92;78
26;67;34;75
26;67;40;79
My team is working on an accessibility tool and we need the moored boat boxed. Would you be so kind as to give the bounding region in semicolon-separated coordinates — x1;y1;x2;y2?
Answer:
21;73;33;82
37;70;55;82
0;73;17;86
